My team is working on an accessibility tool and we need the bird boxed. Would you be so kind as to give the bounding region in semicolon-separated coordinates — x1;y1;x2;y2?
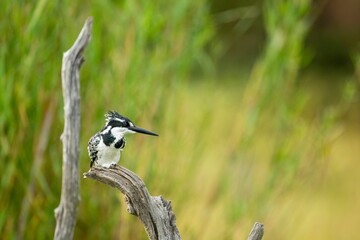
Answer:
87;111;158;168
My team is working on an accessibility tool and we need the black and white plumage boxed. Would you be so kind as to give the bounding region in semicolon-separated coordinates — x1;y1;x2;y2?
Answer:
88;111;158;168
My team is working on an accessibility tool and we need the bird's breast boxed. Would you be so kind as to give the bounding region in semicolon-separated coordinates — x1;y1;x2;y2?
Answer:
97;141;121;163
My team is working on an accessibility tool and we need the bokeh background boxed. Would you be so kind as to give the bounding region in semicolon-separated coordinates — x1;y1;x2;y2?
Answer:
1;0;359;239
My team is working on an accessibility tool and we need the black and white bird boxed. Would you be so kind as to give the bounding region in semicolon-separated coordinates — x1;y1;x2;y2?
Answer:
87;111;158;168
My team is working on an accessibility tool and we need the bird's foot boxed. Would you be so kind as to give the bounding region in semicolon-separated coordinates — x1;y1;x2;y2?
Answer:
110;163;118;168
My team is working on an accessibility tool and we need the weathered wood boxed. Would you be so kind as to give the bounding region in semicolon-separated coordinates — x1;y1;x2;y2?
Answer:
84;165;181;240
248;222;264;240
54;17;92;240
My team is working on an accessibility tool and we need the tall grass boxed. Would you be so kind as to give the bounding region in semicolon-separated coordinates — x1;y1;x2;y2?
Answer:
1;0;359;239
0;0;214;239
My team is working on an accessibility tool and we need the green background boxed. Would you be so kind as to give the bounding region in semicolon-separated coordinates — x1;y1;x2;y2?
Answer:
1;0;359;239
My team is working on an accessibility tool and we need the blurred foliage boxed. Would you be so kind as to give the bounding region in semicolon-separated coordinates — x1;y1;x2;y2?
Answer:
0;0;359;239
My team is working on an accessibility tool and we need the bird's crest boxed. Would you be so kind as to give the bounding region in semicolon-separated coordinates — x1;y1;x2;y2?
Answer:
105;111;124;124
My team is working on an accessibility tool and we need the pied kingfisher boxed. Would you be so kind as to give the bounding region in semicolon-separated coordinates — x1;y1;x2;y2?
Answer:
87;111;158;168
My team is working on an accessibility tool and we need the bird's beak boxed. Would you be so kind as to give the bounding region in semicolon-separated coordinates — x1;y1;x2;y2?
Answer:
128;126;159;136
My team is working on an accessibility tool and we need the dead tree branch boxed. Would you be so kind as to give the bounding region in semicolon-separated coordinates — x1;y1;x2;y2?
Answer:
248;222;264;240
84;165;181;240
54;17;92;240
54;17;261;240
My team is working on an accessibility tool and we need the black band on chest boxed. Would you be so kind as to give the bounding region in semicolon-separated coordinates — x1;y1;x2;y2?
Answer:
114;138;125;149
102;133;115;146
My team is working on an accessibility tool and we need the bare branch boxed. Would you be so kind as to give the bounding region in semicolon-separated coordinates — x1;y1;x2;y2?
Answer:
54;17;92;240
84;165;181;240
248;222;264;240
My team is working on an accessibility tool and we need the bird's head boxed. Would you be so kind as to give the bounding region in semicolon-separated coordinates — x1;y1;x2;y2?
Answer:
104;111;158;138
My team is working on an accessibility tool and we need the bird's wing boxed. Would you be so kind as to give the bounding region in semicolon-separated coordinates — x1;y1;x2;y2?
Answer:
88;133;101;167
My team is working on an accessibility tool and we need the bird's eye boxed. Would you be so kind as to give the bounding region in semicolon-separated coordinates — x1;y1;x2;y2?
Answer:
126;121;135;127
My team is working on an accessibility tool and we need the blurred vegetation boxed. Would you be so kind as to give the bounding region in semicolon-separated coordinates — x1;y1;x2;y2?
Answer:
0;0;359;239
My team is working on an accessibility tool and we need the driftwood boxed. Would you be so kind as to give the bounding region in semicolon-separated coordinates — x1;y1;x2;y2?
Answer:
84;165;181;240
54;17;92;240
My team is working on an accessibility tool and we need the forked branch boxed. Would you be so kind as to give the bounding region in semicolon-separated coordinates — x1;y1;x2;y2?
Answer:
84;165;181;240
84;165;265;240
56;17;263;240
